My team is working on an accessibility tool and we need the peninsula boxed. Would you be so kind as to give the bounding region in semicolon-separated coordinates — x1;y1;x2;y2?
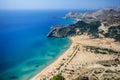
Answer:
31;7;120;80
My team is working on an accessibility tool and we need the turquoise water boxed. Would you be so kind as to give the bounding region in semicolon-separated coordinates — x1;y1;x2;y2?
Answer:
1;38;71;80
0;10;95;80
0;10;74;80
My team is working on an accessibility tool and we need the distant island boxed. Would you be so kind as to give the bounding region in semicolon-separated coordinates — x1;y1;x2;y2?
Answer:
31;7;120;80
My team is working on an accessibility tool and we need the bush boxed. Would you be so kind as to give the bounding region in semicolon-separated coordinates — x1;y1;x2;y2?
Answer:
105;26;120;41
50;74;65;80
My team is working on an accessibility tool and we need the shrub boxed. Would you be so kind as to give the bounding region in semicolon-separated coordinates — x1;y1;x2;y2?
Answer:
50;74;65;80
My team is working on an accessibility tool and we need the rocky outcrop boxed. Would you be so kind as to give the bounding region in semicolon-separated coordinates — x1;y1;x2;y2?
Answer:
47;21;101;38
47;26;64;37
47;26;76;37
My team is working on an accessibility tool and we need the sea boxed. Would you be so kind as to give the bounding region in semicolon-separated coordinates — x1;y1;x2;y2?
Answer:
0;9;95;80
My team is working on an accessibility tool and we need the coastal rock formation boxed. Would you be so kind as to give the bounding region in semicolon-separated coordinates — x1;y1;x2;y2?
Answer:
47;7;120;41
47;26;73;37
47;21;101;38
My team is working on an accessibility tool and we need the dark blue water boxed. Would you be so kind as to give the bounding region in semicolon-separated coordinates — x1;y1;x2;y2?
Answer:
0;9;96;80
0;10;75;80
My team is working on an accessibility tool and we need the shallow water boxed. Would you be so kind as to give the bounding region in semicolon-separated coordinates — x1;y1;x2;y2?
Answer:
0;10;74;80
0;9;95;80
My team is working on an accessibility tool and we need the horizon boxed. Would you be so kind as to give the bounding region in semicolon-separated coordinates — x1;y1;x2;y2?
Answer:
0;0;120;10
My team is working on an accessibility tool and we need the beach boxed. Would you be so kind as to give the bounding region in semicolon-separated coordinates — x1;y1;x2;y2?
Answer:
31;37;76;80
31;35;120;80
0;10;74;80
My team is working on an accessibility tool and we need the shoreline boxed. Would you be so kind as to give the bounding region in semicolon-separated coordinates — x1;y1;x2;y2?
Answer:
31;35;120;80
30;37;74;80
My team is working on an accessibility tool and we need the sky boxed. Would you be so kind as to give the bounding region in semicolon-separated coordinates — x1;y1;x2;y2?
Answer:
0;0;120;10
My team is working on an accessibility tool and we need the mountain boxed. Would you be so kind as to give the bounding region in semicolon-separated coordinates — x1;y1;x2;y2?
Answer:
65;7;120;24
47;7;120;41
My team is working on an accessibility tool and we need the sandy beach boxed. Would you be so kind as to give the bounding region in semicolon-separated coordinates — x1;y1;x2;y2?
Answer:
31;35;120;80
31;37;76;80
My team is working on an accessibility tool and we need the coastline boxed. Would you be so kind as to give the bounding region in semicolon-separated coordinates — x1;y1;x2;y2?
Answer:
30;37;74;80
30;18;77;80
31;35;120;80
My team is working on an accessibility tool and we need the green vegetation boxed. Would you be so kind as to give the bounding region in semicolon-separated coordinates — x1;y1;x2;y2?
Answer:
94;68;104;74
85;46;119;54
102;63;111;67
75;76;89;80
69;21;101;38
50;74;65;80
105;26;120;41
52;21;101;38
105;69;118;74
97;58;120;67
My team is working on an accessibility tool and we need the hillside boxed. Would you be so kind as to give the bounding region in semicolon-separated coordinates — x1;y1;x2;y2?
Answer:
65;7;120;25
47;7;120;42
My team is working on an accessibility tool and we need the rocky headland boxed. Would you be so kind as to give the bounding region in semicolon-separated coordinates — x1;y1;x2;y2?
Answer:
47;7;120;42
